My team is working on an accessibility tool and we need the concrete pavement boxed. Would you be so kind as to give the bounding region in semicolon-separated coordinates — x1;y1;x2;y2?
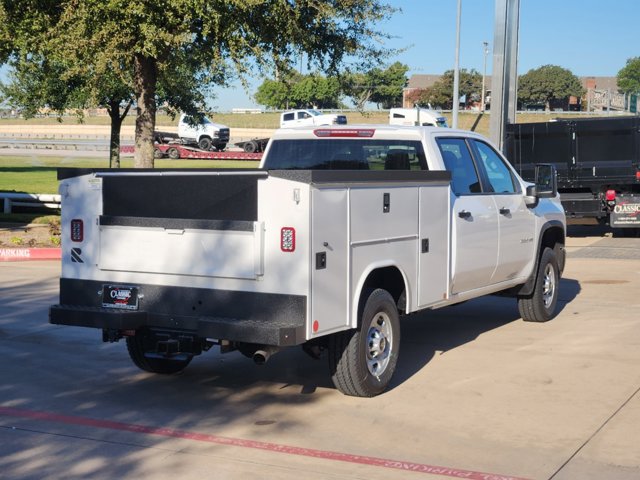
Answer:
0;233;639;480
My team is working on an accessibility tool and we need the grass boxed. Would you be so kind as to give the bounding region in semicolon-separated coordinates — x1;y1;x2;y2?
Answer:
0;155;260;195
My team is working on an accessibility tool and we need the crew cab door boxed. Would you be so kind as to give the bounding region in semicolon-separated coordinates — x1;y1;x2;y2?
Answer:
469;139;535;282
437;138;499;294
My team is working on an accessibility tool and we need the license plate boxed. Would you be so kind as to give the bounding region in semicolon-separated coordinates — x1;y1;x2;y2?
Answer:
102;285;139;310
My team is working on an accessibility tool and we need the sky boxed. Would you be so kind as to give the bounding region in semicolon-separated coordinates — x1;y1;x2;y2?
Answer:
212;0;640;111
2;1;638;112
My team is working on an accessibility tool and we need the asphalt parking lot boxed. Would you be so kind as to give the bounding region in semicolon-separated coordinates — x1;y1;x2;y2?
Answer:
1;228;639;480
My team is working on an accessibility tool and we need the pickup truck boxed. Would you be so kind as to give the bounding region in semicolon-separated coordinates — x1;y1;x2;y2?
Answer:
176;113;230;151
389;107;449;128
50;125;566;397
280;109;347;128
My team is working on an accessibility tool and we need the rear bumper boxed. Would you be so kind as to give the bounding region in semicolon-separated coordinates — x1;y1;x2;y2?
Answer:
50;279;307;347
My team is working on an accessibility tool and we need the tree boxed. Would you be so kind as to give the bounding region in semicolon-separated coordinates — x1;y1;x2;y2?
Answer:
292;74;342;109
518;65;584;110
255;72;343;109
1;53;134;168
255;78;295;110
343;62;409;110
617;57;640;94
406;69;482;109
2;1;396;168
368;62;409;109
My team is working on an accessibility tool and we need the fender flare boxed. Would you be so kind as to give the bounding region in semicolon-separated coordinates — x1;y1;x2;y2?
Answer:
350;261;411;329
516;219;565;297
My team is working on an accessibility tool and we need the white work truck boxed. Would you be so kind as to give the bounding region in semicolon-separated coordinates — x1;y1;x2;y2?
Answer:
50;125;566;397
177;114;230;151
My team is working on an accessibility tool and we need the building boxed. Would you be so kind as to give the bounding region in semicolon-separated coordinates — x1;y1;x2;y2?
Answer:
404;74;620;111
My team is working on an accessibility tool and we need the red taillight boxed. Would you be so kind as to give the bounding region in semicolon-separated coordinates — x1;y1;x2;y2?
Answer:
280;227;295;252
313;128;375;138
605;190;616;202
636;171;640;181
70;219;84;242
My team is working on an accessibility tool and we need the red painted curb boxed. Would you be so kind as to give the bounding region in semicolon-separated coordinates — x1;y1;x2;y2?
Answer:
0;247;61;262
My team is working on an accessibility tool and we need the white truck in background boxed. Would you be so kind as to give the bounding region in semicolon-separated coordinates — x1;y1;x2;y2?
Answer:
175;113;230;151
280;109;347;128
51;125;566;397
390;107;448;128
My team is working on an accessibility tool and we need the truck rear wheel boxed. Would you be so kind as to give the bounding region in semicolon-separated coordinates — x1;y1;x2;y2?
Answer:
329;289;400;397
243;141;258;153
518;247;560;322
126;332;193;375
167;147;180;159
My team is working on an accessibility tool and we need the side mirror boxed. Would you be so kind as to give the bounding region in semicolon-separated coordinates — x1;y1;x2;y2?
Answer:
535;164;558;198
524;184;538;207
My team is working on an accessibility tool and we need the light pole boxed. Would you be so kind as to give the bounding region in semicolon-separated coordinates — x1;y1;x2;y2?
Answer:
481;41;489;112
452;0;462;128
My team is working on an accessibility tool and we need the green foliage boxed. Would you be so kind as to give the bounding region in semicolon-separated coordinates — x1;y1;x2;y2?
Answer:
518;65;584;109
342;62;408;110
407;69;482;109
617;57;640;94
1;0;397;167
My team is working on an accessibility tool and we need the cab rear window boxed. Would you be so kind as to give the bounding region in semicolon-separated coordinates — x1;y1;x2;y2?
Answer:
263;139;428;170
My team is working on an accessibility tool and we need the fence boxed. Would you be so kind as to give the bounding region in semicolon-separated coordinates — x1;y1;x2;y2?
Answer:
1;193;61;214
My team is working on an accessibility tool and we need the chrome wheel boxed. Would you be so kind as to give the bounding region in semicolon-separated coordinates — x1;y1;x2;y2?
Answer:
542;263;556;309
366;312;393;377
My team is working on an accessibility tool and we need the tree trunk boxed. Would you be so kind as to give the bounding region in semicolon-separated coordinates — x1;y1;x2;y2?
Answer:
107;99;123;168
133;54;157;168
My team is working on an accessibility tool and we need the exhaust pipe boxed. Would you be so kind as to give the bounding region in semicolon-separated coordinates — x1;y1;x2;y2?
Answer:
252;346;280;365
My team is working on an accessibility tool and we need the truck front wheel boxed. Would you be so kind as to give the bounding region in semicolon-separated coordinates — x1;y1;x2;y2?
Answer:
329;289;400;397
518;247;560;322
198;137;212;150
126;332;193;375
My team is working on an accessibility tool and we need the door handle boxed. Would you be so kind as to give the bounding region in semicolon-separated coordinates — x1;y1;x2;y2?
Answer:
458;210;471;219
499;207;510;215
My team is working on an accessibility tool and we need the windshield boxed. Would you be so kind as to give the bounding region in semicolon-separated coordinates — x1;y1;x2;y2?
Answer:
182;115;212;125
264;139;428;170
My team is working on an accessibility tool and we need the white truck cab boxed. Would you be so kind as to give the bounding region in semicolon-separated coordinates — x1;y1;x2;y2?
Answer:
280;109;347;128
389;107;448;128
51;124;566;397
178;113;230;151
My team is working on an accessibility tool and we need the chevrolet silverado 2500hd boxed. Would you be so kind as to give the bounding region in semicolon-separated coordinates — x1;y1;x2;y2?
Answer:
50;125;566;397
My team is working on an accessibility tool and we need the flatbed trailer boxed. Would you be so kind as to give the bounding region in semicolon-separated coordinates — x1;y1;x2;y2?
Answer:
120;144;262;161
234;138;269;153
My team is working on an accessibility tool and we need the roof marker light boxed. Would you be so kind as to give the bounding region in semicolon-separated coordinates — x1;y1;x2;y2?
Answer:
313;129;375;138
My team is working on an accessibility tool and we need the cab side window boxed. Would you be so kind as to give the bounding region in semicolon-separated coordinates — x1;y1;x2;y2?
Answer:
471;140;518;193
436;138;481;194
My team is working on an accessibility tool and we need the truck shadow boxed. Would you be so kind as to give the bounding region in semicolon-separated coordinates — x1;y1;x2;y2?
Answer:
390;277;581;391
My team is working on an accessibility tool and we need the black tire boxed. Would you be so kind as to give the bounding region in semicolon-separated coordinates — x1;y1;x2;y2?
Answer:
215;143;227;152
243;141;257;153
329;289;400;397
167;147;180;160
153;147;164;159
198;137;212;150
126;332;192;374
518;247;560;322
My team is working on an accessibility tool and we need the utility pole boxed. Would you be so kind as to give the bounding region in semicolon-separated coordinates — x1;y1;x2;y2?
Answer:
481;41;489;112
452;0;462;128
489;0;520;151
